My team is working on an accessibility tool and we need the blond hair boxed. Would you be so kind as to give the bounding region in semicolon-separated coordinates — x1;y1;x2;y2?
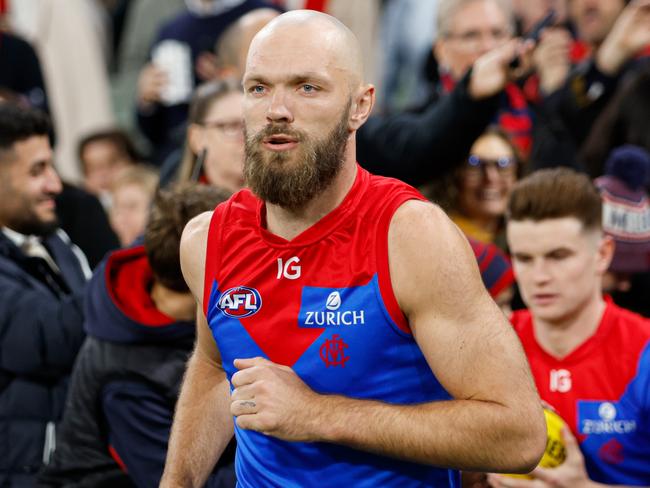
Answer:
111;164;159;196
436;0;515;39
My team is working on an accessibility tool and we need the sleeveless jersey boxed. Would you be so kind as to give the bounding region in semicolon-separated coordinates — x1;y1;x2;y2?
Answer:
203;166;459;488
511;300;650;485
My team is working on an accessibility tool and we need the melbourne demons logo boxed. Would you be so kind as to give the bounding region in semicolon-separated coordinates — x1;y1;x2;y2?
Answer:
320;334;350;367
217;286;262;318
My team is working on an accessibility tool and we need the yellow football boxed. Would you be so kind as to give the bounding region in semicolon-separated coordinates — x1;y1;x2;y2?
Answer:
504;407;567;479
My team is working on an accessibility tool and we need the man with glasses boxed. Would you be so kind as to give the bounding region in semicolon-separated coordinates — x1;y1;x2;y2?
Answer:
356;0;534;187
433;0;533;158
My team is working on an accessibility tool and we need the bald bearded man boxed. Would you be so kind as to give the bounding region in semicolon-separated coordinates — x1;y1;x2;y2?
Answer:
160;11;546;488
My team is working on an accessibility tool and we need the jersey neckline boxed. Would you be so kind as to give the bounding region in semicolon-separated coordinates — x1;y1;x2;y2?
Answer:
525;298;616;366
255;164;368;249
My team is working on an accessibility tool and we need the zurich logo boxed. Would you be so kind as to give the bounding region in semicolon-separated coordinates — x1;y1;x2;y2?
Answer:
217;286;262;318
326;291;341;310
598;402;617;421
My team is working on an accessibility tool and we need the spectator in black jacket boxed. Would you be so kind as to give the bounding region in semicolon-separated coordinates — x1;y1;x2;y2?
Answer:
357;0;534;186
581;64;650;176
533;0;650;169
0;103;90;486
39;184;235;488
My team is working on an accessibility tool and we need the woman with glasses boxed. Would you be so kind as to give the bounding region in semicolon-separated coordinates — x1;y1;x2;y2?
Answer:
427;126;523;249
175;78;245;192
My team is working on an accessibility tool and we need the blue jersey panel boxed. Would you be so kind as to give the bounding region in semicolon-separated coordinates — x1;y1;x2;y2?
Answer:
208;274;459;488
578;342;650;485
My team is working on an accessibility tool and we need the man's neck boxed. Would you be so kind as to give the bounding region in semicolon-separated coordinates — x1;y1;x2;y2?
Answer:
265;149;358;241
150;281;196;322
533;292;606;360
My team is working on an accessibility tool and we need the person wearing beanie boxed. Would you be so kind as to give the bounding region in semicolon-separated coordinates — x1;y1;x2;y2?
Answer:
595;144;650;316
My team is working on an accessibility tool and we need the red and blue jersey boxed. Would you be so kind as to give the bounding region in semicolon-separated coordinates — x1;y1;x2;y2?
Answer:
203;166;459;488
512;301;650;485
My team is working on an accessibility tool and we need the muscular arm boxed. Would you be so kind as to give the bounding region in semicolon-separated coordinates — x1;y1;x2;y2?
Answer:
326;202;546;471
232;202;546;473
160;212;234;488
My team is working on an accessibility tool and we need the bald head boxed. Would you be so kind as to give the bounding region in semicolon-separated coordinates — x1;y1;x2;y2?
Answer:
247;10;364;88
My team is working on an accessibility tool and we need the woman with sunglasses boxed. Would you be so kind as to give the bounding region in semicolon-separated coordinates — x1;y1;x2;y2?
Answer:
428;126;524;249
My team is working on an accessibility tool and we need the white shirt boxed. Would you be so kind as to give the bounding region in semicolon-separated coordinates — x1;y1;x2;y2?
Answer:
2;226;61;274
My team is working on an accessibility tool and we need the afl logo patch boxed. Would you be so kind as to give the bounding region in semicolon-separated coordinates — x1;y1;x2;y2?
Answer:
217;286;262;318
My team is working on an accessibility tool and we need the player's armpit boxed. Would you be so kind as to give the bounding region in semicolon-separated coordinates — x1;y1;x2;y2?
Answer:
180;210;223;369
180;210;213;301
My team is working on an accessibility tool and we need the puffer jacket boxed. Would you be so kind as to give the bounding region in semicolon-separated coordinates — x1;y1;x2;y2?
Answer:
0;230;89;487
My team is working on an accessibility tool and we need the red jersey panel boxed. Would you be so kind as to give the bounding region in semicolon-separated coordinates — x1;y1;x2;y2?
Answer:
512;301;650;484
201;166;460;488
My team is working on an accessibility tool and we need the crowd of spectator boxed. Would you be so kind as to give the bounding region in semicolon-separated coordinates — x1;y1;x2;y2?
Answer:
0;0;649;486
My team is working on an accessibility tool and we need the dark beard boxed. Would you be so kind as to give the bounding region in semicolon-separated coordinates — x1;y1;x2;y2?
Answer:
6;213;58;237
243;102;351;211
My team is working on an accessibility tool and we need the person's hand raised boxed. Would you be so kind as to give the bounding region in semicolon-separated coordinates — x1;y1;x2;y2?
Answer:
533;27;572;95
469;39;535;100
136;63;168;109
597;0;650;75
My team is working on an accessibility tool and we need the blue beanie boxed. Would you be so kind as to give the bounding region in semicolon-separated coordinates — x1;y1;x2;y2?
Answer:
595;145;650;273
603;145;650;191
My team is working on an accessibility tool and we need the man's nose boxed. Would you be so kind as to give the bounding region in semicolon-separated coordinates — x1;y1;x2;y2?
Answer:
478;34;500;55
44;166;63;195
531;259;551;284
266;89;294;124
482;163;501;182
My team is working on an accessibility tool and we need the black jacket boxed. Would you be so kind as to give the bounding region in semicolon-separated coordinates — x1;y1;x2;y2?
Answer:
0;230;89;487
39;246;235;488
356;71;501;187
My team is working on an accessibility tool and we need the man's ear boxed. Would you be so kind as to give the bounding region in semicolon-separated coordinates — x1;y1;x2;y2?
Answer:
596;234;615;275
348;84;375;131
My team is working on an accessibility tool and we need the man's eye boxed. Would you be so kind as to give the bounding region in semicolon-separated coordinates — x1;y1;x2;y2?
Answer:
459;31;481;42
250;85;265;94
302;84;316;93
549;251;571;260
29;163;46;177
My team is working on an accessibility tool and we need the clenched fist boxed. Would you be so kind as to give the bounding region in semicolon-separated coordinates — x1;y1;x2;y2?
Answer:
230;357;325;442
